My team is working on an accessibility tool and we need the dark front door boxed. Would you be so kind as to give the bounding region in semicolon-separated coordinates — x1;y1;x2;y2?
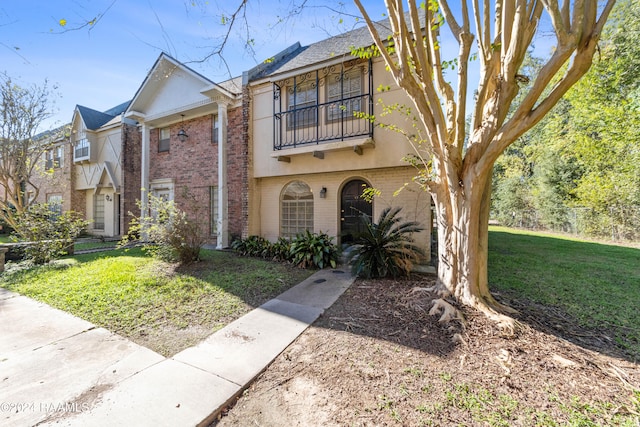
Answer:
340;179;372;245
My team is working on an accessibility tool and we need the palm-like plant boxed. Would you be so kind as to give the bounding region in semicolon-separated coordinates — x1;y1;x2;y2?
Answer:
347;206;425;278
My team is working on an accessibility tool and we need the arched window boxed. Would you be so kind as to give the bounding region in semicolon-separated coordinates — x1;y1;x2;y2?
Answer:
281;181;314;238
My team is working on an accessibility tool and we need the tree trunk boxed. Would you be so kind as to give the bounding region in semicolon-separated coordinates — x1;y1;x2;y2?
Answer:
433;171;518;331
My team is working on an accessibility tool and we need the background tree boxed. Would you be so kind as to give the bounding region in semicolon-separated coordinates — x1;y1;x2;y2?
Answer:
492;0;639;240
561;0;640;239
0;74;58;230
353;0;616;328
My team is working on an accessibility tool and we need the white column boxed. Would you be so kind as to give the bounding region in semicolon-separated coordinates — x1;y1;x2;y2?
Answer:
217;101;229;249
140;123;150;239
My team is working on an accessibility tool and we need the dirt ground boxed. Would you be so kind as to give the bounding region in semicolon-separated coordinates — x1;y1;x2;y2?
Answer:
213;274;640;426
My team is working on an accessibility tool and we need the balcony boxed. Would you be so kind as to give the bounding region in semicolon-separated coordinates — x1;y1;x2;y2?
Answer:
74;139;91;163
273;93;373;150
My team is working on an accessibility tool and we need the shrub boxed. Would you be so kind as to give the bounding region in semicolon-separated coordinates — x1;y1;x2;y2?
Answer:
289;230;338;269
347;206;425;278
269;236;292;262
231;232;337;269
11;202;88;264
121;190;205;264
231;235;271;257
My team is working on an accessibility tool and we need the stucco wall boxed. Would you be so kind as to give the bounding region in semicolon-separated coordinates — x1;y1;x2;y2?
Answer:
249;166;432;260
250;57;425;179
247;55;432;260
74;126;123;191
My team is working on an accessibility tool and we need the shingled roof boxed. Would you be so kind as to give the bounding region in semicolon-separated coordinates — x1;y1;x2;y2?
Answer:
76;101;131;130
247;18;393;82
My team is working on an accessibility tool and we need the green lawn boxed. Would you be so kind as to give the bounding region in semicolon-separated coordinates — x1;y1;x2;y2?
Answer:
73;240;119;252
0;248;313;356
489;226;640;356
3;229;638;359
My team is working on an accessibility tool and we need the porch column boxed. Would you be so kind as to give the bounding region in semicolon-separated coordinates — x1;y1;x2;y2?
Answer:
217;101;229;249
140;123;150;239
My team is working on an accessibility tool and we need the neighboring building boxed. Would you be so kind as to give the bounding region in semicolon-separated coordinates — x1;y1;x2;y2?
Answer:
31;125;75;215
125;53;245;247
245;24;432;258
69;101;139;237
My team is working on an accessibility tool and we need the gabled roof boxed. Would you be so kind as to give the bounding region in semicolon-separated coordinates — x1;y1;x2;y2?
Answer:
126;53;241;117
74;101;131;131
103;101;131;116
248;18;393;81
75;106;115;130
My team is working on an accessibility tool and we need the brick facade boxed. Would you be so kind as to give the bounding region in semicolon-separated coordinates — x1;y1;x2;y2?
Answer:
31;142;73;211
148;107;247;243
121;122;141;235
228;100;248;241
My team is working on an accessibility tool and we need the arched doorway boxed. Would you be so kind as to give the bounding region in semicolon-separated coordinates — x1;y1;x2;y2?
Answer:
340;179;372;245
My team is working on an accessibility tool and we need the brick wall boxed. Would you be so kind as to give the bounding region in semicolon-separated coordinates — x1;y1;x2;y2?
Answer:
148;108;248;244
228;98;249;241
29;142;73;210
121;122;141;235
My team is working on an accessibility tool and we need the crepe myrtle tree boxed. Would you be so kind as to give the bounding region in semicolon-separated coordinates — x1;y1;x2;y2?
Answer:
351;0;615;330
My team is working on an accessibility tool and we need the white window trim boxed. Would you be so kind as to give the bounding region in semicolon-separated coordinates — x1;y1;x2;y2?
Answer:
149;178;175;201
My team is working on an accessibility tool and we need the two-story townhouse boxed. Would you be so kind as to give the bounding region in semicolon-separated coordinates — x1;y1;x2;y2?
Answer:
125;53;246;248
30;124;75;215
70;101;138;237
244;24;433;259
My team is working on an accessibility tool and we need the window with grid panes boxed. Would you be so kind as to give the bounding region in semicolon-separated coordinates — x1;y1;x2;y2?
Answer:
47;194;63;216
287;81;317;128
212;115;219;144
94;194;105;230
159;127;170;152
327;69;362;121
281;181;314;238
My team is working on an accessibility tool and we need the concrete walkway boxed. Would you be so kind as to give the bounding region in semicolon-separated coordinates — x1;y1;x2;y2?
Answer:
0;267;354;426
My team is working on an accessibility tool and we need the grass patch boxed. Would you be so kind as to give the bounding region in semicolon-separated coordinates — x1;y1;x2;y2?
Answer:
0;234;11;244
73;240;118;252
0;248;313;356
416;377;637;427
489;226;640;357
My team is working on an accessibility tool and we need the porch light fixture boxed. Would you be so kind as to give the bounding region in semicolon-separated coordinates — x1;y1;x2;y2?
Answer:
320;187;327;198
177;114;189;142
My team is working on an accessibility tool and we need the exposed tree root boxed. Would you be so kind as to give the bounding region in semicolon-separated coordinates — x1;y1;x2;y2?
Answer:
408;285;467;344
471;301;524;337
410;282;523;339
410;284;449;298
429;298;464;324
482;292;520;315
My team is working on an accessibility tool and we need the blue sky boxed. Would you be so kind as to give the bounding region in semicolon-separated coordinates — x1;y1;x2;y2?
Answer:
1;0;387;130
1;1;557;132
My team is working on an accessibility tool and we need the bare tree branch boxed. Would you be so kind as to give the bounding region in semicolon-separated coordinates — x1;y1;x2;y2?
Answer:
53;0;117;34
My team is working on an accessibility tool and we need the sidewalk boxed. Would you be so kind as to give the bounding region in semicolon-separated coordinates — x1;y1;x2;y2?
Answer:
0;267;355;426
